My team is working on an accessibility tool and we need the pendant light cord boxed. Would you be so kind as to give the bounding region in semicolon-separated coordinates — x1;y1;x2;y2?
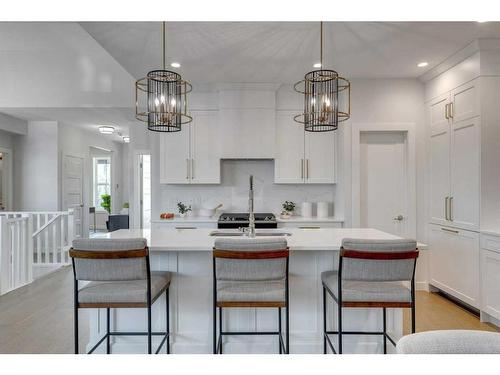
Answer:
320;21;323;68
162;21;166;70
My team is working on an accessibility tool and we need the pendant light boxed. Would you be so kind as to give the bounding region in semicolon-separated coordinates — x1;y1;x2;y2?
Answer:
135;22;192;132
294;22;350;132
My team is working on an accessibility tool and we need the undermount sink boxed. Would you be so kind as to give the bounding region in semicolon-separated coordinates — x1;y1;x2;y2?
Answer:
209;231;292;237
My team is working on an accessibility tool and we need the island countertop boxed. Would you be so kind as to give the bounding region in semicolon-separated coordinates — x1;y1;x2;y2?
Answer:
104;228;427;252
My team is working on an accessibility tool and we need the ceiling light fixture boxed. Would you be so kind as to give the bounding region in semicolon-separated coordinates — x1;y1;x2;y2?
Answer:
123;136;130;143
294;21;351;132
98;126;115;135
135;22;192;132
417;61;429;68
313;62;322;68
171;62;181;68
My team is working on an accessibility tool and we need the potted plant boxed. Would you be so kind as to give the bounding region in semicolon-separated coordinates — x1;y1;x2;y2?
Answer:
100;194;111;214
121;202;129;215
281;201;295;219
177;202;192;218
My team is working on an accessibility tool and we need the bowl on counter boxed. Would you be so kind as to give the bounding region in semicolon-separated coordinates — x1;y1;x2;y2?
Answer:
197;203;223;217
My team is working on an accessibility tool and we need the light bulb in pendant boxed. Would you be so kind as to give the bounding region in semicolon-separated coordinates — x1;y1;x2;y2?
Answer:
170;98;176;107
160;95;165;104
154;97;160;106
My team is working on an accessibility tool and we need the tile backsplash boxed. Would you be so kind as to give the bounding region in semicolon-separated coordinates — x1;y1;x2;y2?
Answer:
156;159;338;217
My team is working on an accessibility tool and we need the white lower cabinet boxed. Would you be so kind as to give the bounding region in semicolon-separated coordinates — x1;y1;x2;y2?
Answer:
429;224;480;308
480;234;500;321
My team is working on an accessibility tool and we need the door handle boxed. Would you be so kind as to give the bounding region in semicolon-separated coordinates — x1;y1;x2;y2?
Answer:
445;196;449;220
445;103;449;120
449;196;453;221
306;159;310;179
191;158;194;180
441;227;459;234
449;102;454;119
393;215;404;221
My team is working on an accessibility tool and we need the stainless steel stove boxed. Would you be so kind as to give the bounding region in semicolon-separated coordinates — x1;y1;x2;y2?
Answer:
217;212;277;229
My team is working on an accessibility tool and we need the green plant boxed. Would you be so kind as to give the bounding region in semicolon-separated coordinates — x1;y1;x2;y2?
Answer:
123;202;129;209
100;194;111;214
282;201;296;212
177;202;192;214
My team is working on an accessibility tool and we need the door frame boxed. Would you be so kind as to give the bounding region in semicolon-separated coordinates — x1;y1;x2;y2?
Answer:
61;152;85;237
0;147;13;211
133;149;150;229
351;122;416;238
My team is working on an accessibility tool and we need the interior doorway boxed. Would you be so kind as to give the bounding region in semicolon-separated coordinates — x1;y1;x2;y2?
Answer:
0;147;13;211
139;154;151;229
62;154;84;238
352;124;416;238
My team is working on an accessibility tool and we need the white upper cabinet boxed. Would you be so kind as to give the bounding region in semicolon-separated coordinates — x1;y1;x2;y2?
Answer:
427;78;480;230
160;111;221;184
274;110;336;184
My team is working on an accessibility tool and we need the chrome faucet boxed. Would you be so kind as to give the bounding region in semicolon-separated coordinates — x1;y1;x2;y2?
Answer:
247;175;256;237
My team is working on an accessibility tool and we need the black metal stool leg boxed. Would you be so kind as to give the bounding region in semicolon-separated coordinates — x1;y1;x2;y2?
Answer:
147;304;152;354
166;288;170;354
338;302;343;354
106;308;111;354
286;305;290;354
278;307;282;354
74;305;79;354
219;307;223;354
411;303;416;333
323;286;327;354
382;307;387;354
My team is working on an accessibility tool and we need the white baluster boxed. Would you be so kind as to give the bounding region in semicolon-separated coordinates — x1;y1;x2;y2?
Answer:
44;214;49;264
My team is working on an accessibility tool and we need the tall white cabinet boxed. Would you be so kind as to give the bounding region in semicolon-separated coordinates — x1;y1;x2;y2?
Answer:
426;47;500;317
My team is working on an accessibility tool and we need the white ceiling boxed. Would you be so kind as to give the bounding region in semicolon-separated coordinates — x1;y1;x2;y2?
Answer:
81;21;500;82
0;108;134;141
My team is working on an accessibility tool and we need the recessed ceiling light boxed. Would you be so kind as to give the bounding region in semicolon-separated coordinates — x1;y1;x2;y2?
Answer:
417;62;429;68
170;62;181;68
313;62;322;68
98;126;115;135
477;21;488;23
123;136;130;143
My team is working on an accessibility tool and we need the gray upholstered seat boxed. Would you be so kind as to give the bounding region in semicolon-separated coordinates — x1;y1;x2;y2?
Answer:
78;271;171;304
396;330;500;354
321;271;411;303
214;237;288;303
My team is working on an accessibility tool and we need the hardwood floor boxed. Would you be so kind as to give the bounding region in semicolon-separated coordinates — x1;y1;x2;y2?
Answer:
0;267;497;353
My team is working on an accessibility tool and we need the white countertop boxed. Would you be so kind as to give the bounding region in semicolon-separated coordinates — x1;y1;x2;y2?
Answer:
151;214;344;224
105;228;427;251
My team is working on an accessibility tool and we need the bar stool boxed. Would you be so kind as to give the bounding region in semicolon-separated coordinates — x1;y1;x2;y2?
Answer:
322;238;418;354
212;237;290;354
69;238;171;354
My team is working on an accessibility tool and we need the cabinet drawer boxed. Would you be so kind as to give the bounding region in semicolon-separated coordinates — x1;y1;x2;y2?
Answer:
480;249;500;321
481;233;500;254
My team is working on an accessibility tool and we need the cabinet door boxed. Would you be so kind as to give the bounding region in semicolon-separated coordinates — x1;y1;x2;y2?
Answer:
159;125;191;184
429;105;451;225
274;111;305;183
429;225;480;308
304;129;336;184
481;248;500;320
429;93;450;134
450;80;479;123
190;111;221;184
450;118;480;230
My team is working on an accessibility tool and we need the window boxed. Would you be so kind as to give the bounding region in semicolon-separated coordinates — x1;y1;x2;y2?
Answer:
93;157;111;210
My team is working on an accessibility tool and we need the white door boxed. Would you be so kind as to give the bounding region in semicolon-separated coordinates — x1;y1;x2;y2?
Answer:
359;131;408;237
0;148;12;211
429;224;480;308
159;125;191;184
450;118;480;230
428;94;451;226
450;80;479;123
62;155;84;238
304;130;336;184
274;111;305;183
190;111;221;184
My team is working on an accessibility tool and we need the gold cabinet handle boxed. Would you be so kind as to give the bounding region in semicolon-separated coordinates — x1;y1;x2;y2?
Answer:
301;159;304;180
445;196;449;220
449;102;454;119
445;103;449;119
191;158;194;180
186;159;190;180
306;159;310;179
441;227;459;234
449;196;453;221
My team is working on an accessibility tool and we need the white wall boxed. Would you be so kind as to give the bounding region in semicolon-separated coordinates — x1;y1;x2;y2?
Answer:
0;113;27;135
0;129;14;149
14;121;59;211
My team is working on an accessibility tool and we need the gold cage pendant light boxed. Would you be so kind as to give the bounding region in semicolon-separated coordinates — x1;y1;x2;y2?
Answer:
135;22;192;132
294;22;350;132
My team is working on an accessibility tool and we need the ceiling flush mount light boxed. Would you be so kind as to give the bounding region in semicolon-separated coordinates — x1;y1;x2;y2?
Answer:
135;22;192;132
170;62;181;68
123;136;130;143
417;62;429;68
294;22;350;132
99;126;115;135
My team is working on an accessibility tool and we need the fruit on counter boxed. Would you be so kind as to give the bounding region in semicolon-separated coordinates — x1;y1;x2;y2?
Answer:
160;212;174;219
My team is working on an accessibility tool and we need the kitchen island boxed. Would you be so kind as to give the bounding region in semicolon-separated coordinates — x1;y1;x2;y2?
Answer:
87;228;425;354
